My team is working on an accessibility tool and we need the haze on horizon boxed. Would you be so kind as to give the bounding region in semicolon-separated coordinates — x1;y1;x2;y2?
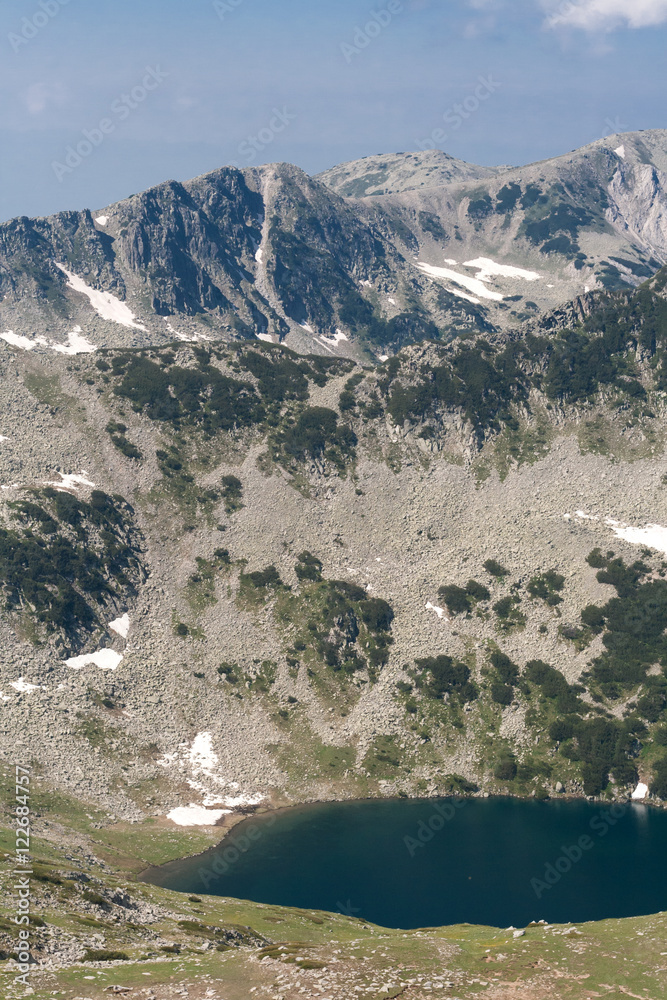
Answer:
1;0;667;223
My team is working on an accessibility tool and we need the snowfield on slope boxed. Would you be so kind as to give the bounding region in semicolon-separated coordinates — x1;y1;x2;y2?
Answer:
66;650;124;671
159;732;265;824
565;511;667;555
56;264;147;330
1;328;97;355
464;257;540;282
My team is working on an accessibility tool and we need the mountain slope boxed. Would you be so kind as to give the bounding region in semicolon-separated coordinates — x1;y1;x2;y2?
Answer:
2;275;667;829
3;132;667;365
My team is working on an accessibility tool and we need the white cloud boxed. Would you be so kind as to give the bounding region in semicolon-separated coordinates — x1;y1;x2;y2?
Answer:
544;0;667;30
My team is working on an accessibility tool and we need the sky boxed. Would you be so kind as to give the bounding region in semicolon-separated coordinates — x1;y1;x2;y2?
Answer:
1;0;666;222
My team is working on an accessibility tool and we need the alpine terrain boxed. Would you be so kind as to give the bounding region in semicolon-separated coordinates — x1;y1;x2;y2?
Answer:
1;131;667;1000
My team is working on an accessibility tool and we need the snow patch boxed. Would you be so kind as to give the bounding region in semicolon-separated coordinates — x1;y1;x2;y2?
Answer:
66;650;123;671
566;511;667;556
1;331;49;351
359;280;372;288
0;435;8;442
163;319;211;343
1;328;95;355
108;613;130;639
416;262;503;301
255;246;264;263
425;602;448;620
464;257;540;282
10;678;40;694
607;519;667;555
379;354;389;362
256;333;274;343
632;782;648;801
56;264;147;330
95;216;109;226
319;330;349;347
388;297;397;305
444;286;482;305
300;322;315;333
46;472;96;492
444;258;458;265
0;692;10;703
158;732;266;811
167;805;229;827
52;327;97;355
615;145;626;159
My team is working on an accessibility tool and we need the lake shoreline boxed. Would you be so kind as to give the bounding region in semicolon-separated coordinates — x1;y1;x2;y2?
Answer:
138;785;665;881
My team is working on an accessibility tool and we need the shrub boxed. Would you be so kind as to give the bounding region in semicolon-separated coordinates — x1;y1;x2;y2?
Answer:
581;604;606;633
83;949;130;962
491;682;514;706
654;725;667;747
415;655;478;704
484;559;509;578
494;757;517;781
586;547;607;569
466;579;491;602
637;687;667;723
295;551;323;582
650;757;667;799
493;596;517;618
174;623;189;637
438;584;470;615
221;475;243;514
527;570;565;605
218;663;239;683
490;650;519;684
280;406;357;464
82;890;108;907
549;718;575;742
110;435;142;460
359;597;394;632
241;565;283;590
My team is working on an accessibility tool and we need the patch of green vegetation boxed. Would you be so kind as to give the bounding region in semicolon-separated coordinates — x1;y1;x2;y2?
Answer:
276;576;395;681
492;593;526;632
527;569;565;606
413;655;478;705
0;488;143;646
483;559;509;579
437;580;490;616
275;406;357;473
581;550;667;698
238;564;287;604
295;551;323;582
185;550;232;610
221;474;244;514
105;421;142;460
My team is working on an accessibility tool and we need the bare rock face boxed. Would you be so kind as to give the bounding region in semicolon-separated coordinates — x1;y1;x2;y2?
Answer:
2;132;667;363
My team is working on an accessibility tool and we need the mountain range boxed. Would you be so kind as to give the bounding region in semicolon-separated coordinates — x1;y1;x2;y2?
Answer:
2;130;667;363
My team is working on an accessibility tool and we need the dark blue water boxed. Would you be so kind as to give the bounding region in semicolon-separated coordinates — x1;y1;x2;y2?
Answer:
142;797;667;929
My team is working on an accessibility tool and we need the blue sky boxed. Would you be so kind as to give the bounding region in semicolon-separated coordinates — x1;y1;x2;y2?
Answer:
1;0;666;222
